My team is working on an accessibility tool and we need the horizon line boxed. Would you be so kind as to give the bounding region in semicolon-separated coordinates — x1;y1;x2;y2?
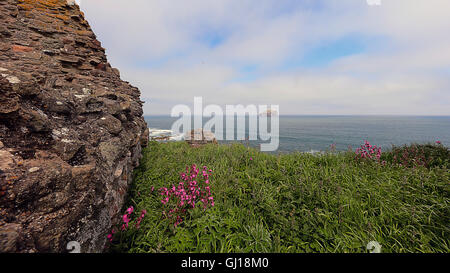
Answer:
143;114;450;117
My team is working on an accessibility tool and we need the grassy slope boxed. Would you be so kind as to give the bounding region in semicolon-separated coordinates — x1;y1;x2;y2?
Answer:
110;141;449;253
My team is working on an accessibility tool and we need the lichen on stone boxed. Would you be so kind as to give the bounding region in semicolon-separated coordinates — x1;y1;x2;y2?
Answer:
0;0;148;253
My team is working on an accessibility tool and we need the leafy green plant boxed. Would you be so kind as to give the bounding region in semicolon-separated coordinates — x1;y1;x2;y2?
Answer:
382;141;450;168
109;141;450;253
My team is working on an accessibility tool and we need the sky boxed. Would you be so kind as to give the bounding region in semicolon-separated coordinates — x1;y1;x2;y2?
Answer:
78;0;450;116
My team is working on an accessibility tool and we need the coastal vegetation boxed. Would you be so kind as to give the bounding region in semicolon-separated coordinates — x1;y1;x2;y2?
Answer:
108;141;449;253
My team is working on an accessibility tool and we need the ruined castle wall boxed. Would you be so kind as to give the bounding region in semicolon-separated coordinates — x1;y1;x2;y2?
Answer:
0;0;149;252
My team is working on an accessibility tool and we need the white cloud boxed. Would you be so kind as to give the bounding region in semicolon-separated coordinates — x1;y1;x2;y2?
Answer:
80;0;450;115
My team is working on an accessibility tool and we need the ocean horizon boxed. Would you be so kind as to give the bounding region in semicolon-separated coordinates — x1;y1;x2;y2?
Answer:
144;115;450;153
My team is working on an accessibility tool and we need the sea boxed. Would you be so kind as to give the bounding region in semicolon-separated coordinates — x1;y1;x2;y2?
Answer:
144;116;450;153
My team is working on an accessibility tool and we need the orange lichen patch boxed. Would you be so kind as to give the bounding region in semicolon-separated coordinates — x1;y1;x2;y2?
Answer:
75;30;94;37
17;1;78;23
18;0;87;32
39;0;66;8
45;9;73;20
17;3;35;11
18;0;65;9
53;14;70;21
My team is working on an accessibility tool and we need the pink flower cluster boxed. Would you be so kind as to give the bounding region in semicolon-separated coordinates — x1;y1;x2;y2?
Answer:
107;229;115;242
330;143;337;151
121;206;134;231
159;164;214;227
135;209;147;229
355;140;382;161
393;145;428;168
107;206;147;243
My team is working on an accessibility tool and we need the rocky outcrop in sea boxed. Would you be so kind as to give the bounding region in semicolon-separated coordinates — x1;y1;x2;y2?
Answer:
0;0;148;252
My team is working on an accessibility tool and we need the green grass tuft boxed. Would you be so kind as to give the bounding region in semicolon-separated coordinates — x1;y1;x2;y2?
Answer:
109;141;450;253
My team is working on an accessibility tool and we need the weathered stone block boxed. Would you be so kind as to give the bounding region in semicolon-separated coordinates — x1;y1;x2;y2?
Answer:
0;0;148;253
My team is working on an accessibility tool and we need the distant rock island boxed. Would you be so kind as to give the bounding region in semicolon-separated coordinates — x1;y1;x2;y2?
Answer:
259;109;278;117
185;129;217;146
0;0;148;252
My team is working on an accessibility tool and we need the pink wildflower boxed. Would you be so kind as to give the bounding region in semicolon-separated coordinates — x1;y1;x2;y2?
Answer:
159;164;214;227
126;206;134;215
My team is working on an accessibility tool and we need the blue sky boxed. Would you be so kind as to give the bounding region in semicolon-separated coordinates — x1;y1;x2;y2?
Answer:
290;35;368;68
80;0;450;115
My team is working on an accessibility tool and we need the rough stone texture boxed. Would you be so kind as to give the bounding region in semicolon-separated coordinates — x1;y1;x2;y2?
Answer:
185;129;217;147
0;0;149;252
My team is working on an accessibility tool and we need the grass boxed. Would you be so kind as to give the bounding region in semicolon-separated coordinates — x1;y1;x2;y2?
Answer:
108;141;450;253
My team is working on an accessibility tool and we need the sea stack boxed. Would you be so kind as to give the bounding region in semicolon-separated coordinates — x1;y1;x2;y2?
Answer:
185;129;217;147
0;0;148;252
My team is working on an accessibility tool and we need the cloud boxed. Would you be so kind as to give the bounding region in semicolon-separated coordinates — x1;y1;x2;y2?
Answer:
79;0;450;115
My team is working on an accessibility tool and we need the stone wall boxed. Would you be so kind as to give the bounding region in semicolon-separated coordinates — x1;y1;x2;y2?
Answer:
0;0;149;252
